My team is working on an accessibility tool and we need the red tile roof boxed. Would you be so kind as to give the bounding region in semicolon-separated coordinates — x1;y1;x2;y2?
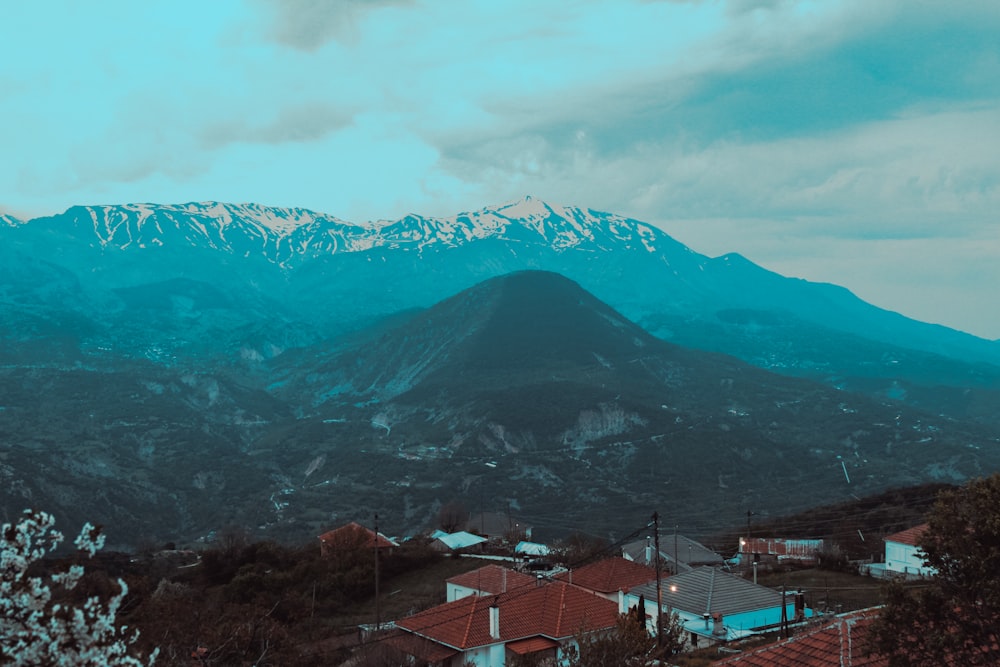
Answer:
884;523;928;547
556;557;657;594
396;581;618;649
506;636;559;654
447;564;537;595
712;609;886;666
318;521;398;552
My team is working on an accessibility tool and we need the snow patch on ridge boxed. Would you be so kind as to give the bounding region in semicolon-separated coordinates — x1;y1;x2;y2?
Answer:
31;196;681;265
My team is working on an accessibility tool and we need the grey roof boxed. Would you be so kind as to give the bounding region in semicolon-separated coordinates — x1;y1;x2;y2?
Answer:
622;535;724;571
629;567;784;617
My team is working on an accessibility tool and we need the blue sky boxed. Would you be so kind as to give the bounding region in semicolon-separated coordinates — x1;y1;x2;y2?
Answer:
3;0;999;339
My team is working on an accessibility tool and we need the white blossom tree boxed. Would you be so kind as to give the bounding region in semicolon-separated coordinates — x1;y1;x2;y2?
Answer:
1;509;158;666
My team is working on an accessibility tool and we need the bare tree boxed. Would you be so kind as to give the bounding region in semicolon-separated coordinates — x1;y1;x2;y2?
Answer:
438;501;467;534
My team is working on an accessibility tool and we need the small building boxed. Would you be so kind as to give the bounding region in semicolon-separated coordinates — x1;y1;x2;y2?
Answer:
514;541;550;557
317;521;398;557
446;564;538;602
390;581;619;666
883;524;934;578
738;537;825;566
628;566;810;649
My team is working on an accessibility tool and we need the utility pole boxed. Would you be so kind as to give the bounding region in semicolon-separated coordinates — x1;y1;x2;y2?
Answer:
374;512;381;632
653;511;663;648
780;584;788;639
673;524;679;575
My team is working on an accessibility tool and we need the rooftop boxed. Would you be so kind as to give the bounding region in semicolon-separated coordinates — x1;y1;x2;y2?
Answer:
447;565;537;595
623;535;725;570
557;556;656;594
711;609;885;666
631;567;785;618
434;531;487;550
884;524;929;547
396;581;618;649
317;521;398;551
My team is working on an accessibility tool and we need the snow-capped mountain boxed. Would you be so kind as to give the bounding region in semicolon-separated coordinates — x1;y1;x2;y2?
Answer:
17;196;689;267
4;196;1000;390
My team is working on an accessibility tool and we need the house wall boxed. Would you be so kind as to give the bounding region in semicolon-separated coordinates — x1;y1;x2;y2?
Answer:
697;605;799;635
452;644;501;667
446;582;479;602
632;595;802;647
885;540;935;576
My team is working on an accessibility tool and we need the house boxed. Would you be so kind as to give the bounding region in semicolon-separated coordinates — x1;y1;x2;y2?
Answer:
390;580;620;666
882;524;934;577
446;564;538;602
317;521;398;557
556;556;657;602
738;537;826;566
710;608;885;666
628;566;810;649
622;534;725;573
430;531;488;553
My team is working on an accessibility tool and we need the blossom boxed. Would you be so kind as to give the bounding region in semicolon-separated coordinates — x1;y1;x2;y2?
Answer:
1;509;158;666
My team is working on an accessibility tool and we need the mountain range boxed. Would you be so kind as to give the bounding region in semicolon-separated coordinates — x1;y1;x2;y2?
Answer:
2;198;999;546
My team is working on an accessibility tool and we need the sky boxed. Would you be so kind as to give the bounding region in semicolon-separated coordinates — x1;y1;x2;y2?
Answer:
3;0;999;339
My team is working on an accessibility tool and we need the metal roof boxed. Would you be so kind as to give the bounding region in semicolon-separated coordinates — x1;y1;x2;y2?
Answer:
623;534;725;570
435;531;488;550
630;566;785;617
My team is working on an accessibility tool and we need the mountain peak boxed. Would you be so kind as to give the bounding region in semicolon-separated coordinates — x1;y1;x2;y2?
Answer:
490;195;562;220
1;212;24;227
301;269;661;401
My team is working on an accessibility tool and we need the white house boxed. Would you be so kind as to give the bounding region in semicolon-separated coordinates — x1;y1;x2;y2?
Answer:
390;580;619;666
883;523;935;577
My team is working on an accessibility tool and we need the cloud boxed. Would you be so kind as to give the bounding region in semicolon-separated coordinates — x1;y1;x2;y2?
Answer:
421;0;1000;234
250;0;415;50
200;101;354;149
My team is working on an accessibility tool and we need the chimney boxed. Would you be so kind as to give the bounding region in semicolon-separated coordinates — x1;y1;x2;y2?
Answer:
703;613;711;630
712;612;726;636
489;603;500;640
618;590;627;614
645;536;652;565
